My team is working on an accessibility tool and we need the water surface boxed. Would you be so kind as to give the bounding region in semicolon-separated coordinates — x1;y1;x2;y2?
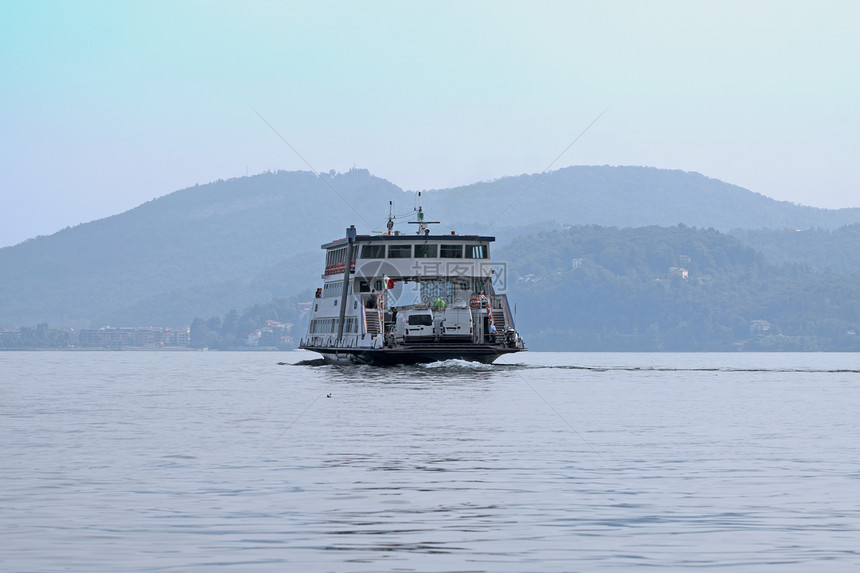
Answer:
2;351;859;571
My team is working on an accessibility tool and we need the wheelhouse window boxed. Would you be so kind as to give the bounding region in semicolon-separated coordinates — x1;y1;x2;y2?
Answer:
440;244;463;258
325;247;347;266
387;244;411;258
361;245;385;259
465;244;487;259
414;244;437;258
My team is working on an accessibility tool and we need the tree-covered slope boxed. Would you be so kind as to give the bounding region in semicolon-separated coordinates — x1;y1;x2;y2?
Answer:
499;226;860;351
730;224;860;273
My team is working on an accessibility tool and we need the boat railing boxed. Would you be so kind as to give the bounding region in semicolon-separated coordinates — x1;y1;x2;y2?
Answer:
360;294;384;336
324;260;356;276
494;293;515;330
361;302;368;334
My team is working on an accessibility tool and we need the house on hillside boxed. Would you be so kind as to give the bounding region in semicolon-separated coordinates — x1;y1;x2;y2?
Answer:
518;273;544;283
750;319;773;336
247;320;294;347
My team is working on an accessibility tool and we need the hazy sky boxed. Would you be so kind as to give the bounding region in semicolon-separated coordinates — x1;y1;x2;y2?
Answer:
2;0;858;247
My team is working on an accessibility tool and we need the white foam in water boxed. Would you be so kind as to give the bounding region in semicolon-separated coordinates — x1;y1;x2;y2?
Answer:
419;358;497;369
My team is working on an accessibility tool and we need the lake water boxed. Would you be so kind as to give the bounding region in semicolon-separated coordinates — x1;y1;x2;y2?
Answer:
1;351;859;572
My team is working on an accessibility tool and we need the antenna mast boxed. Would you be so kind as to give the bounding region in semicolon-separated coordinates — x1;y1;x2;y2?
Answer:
386;201;395;235
408;191;439;236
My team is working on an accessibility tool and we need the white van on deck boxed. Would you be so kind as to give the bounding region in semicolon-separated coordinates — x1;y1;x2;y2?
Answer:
440;307;473;341
394;308;435;342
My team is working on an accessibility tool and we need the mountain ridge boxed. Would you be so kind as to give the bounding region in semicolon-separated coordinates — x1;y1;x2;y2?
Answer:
2;165;859;329
432;165;860;232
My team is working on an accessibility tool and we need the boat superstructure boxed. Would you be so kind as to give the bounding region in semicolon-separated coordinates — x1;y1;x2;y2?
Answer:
300;209;526;365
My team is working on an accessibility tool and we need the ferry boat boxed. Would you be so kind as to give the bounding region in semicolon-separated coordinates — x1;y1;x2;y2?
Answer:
299;206;526;365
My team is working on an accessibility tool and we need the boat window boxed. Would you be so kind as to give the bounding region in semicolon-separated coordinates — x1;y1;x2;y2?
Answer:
465;244;487;259
325;247;347;266
440;244;463;258
358;280;370;293
387;245;411;258
407;314;433;326
310;318;339;334
361;245;385;259
323;282;350;298
414;244;437;258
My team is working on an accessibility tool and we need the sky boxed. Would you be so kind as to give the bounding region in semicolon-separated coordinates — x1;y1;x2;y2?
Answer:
1;0;858;247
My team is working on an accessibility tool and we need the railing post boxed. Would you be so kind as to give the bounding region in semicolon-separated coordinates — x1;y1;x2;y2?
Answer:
378;290;384;334
336;225;357;344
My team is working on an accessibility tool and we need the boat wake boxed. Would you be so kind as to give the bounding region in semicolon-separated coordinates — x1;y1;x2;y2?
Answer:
517;365;860;374
283;358;860;374
281;358;528;371
282;358;328;367
419;362;860;374
418;358;524;371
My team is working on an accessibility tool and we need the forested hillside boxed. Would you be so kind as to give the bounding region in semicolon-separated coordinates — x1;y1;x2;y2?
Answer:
730;224;860;273
501;226;860;351
186;225;860;352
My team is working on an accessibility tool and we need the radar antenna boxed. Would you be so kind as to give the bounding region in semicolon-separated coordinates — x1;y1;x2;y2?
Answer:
407;191;439;236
